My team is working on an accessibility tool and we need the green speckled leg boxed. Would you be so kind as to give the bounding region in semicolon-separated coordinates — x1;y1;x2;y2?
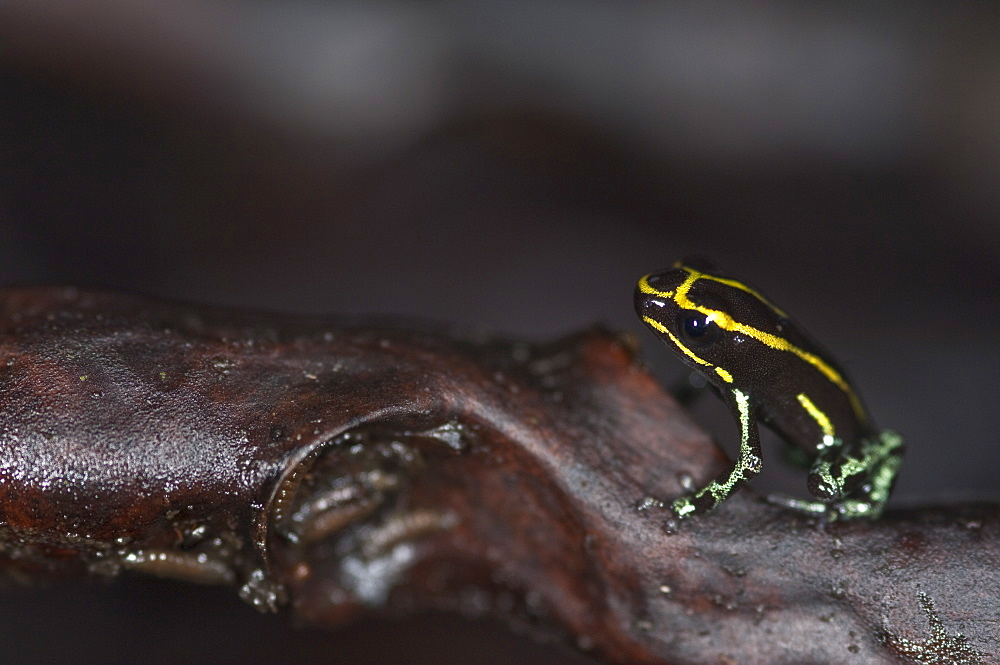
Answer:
835;429;904;519
779;430;904;520
673;388;763;519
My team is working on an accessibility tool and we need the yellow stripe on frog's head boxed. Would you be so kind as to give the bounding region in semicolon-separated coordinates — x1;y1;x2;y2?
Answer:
673;261;788;319
639;315;735;384
641;315;709;367
637;273;674;299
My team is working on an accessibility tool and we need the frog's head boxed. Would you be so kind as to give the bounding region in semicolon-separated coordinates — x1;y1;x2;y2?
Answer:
634;258;790;387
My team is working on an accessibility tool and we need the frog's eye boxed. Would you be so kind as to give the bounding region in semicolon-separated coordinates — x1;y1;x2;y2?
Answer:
677;311;721;347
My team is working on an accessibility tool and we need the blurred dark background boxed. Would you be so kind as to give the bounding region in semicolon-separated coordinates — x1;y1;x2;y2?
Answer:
1;2;998;663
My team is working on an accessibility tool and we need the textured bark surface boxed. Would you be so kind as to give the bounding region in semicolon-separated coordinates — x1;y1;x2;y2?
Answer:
0;288;996;664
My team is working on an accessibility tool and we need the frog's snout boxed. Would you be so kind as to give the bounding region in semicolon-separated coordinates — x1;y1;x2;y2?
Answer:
634;287;667;321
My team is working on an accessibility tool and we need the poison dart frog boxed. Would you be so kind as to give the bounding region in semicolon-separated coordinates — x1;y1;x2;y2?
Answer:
635;258;903;521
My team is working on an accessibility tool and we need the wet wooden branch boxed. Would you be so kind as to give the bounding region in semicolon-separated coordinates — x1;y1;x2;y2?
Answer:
0;288;996;664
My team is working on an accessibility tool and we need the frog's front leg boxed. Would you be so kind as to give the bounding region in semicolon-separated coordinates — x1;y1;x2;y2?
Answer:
672;388;763;518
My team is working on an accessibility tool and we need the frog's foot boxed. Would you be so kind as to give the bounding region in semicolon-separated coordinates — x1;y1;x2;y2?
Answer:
636;493;709;522
669;475;761;520
766;492;875;522
670;494;702;520
774;492;879;522
830;496;884;520
765;492;829;517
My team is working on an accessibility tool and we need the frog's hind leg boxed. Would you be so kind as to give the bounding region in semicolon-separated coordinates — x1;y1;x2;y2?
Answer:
806;429;905;520
836;430;905;519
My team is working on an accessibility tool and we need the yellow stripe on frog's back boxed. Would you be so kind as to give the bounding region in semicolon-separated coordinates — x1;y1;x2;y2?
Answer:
673;263;868;423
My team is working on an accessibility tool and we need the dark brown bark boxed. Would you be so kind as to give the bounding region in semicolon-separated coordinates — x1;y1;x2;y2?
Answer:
0;287;995;664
